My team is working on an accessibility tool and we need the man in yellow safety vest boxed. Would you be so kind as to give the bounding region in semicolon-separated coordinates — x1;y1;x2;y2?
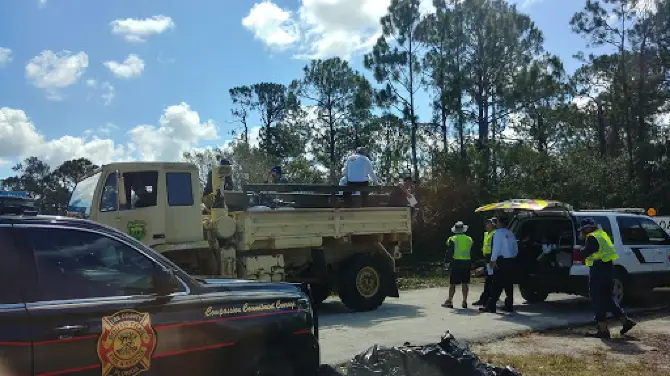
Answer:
474;217;497;306
442;221;474;309
578;218;637;338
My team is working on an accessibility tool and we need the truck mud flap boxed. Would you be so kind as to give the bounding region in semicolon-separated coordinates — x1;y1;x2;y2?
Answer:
385;271;400;298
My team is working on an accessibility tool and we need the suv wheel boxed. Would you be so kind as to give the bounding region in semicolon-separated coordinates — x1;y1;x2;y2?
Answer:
519;283;549;303
612;274;625;306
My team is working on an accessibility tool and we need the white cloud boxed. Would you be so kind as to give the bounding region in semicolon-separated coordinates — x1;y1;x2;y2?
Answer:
38;0;47;8
99;123;120;135
0;107;127;168
100;82;115;105
110;15;175;43
25;50;89;100
104;54;145;79
85;79;116;105
242;2;300;48
128;102;219;161
0;47;12;67
520;0;542;9
157;54;176;64
0;103;218;169
242;0;436;60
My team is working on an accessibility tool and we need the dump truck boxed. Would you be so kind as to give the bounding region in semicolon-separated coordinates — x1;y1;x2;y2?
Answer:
66;162;413;312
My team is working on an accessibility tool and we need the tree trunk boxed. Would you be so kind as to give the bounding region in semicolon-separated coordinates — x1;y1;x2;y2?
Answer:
328;106;336;184
441;104;448;151
596;101;606;156
409;35;419;183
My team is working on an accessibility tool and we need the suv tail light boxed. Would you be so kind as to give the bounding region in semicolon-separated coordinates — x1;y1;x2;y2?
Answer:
572;247;585;265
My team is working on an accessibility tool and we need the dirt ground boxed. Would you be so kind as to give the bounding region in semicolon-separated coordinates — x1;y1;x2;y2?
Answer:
473;313;670;376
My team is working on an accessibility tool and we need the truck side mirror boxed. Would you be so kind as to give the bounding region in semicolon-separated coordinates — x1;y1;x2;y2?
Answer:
153;269;178;296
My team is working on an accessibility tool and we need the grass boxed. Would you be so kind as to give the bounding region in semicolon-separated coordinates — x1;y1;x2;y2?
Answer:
397;274;484;290
479;351;670;376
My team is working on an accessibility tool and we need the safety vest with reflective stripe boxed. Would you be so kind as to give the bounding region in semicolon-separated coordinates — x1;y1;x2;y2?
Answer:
585;229;619;267
482;230;496;256
447;234;473;261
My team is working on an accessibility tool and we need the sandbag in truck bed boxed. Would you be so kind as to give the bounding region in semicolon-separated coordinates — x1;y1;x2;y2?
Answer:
347;332;521;376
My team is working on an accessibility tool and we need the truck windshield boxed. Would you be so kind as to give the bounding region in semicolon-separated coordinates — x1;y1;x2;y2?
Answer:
68;172;101;218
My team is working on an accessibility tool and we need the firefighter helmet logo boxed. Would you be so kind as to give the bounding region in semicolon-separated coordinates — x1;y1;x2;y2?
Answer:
97;310;156;376
127;220;147;241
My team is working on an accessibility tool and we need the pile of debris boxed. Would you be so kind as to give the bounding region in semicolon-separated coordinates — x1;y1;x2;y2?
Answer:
320;332;521;376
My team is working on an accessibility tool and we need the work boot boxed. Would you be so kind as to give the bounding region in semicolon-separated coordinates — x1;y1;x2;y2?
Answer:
472;299;486;306
592;321;611;339
620;318;637;335
479;306;496;313
441;300;453;308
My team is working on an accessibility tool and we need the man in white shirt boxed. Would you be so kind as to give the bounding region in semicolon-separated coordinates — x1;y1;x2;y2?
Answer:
342;147;378;207
480;216;518;313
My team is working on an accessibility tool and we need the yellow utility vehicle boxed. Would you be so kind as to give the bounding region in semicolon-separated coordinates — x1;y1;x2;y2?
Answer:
66;162;413;312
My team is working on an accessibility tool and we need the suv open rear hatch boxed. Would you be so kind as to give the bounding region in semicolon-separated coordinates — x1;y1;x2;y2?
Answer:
474;199;575;229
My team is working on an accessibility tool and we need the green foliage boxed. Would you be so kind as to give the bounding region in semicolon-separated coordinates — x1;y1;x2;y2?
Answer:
293;57;375;182
1;157;98;214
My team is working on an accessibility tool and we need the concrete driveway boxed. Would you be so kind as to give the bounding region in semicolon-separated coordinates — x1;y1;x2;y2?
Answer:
317;284;670;365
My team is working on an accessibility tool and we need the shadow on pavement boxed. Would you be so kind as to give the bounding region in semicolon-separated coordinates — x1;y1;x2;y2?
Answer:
317;300;423;329
447;308;480;316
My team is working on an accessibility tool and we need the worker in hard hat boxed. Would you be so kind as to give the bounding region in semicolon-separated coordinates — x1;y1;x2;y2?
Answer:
442;221;473;309
474;217;497;306
578;218;636;338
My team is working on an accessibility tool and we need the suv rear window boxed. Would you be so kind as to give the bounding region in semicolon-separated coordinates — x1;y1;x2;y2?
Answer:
574;215;613;245
616;216;670;245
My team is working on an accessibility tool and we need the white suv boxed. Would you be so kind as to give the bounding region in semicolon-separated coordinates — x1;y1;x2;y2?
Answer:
494;203;670;306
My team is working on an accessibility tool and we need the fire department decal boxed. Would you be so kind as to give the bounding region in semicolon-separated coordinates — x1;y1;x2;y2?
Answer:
97;310;157;376
127;220;147;241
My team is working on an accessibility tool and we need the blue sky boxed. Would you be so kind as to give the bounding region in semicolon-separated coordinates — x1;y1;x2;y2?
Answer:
0;0;596;179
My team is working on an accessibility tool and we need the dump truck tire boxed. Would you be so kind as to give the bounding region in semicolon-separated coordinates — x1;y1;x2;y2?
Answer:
338;254;387;312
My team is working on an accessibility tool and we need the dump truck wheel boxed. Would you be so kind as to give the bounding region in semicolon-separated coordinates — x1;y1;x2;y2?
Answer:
338;254;387;312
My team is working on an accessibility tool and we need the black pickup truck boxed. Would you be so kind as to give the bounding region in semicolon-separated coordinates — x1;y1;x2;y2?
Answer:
0;215;319;376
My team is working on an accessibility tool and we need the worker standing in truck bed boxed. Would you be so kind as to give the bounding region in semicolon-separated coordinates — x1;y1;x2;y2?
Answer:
343;147;378;207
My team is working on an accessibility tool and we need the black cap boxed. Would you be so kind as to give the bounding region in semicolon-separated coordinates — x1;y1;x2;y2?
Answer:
270;165;283;175
578;218;598;231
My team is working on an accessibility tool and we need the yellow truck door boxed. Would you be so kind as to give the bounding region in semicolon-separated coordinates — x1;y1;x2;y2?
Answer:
95;169;166;247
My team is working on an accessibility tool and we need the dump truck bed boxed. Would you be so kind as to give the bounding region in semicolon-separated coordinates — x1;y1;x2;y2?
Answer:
233;207;412;250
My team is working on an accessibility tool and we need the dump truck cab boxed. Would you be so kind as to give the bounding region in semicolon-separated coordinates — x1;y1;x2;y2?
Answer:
67;162;206;249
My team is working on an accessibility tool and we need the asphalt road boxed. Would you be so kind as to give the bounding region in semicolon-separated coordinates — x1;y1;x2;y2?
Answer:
317;284;670;365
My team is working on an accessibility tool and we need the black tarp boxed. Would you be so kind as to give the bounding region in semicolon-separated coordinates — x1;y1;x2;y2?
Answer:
345;332;521;376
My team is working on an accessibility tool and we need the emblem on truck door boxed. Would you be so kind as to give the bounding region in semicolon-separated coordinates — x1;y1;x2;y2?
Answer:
97;310;156;376
127;220;147;241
